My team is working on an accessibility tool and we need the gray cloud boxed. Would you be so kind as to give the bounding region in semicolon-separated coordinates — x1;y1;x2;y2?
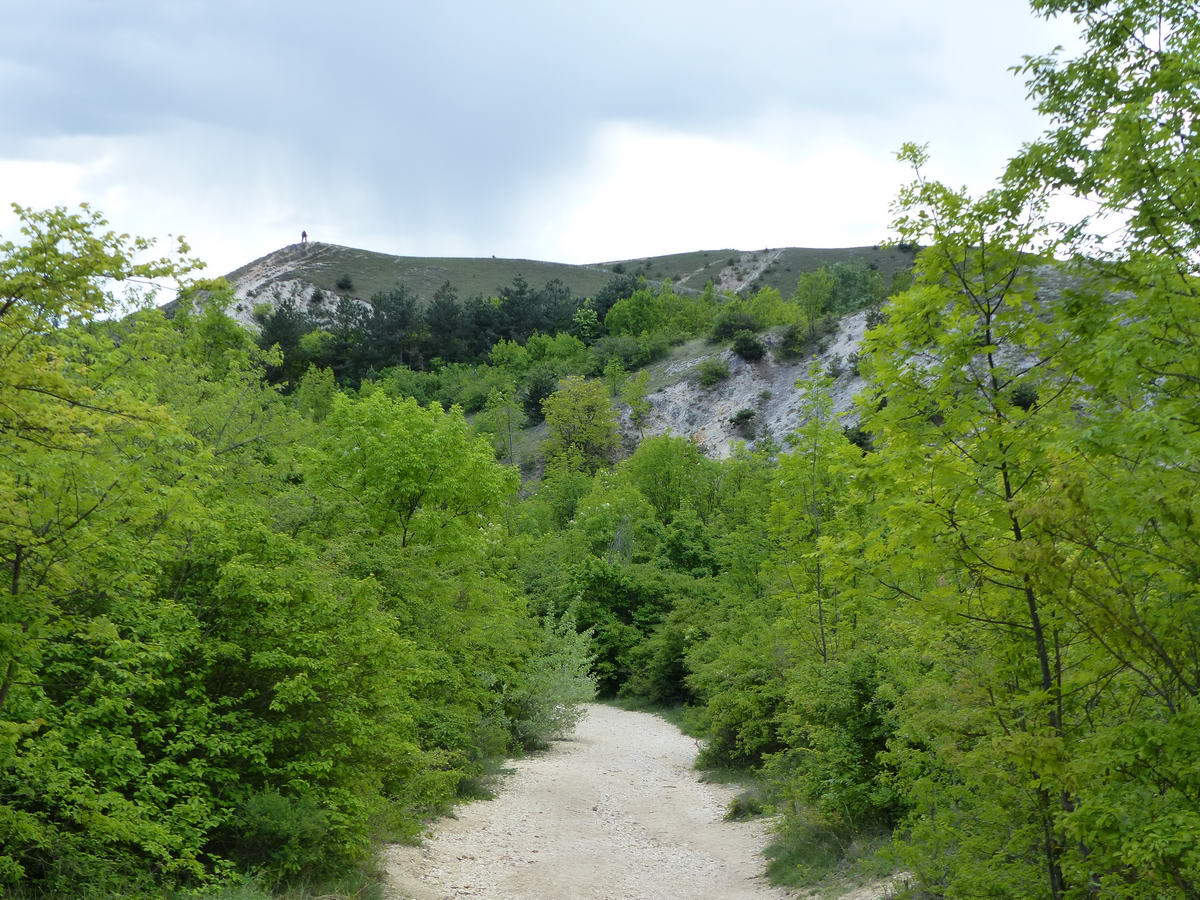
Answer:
0;0;1076;269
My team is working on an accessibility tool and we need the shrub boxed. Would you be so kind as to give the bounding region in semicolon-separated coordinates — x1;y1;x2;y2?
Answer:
696;358;730;387
506;611;596;749
843;423;874;452
522;365;559;422
730;407;757;439
335;273;354;291
725;788;767;821
1009;383;1039;411
779;317;837;358
711;309;760;341
588;333;668;372
731;330;765;361
826;355;844;379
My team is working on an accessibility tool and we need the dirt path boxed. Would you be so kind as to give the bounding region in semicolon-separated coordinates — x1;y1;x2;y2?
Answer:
383;704;791;900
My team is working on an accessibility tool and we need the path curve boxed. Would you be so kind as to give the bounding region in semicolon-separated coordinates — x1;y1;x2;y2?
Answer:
383;704;791;900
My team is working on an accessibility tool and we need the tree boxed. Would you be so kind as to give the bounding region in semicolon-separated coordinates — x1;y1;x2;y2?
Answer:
0;205;199;729
793;268;834;340
363;284;424;372
864;3;1200;880
308;392;515;547
571;304;600;342
477;386;527;464
541;376;619;471
424;280;466;362
602;357;627;396
619;370;652;437
592;272;641;321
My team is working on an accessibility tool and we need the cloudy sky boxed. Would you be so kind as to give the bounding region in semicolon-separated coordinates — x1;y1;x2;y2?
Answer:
1;1;1078;276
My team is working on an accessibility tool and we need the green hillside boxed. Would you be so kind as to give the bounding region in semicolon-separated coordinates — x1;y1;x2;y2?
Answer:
597;245;917;294
224;241;918;306
224;242;619;303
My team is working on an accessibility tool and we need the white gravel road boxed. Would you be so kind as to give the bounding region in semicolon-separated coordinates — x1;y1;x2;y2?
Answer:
383;703;792;900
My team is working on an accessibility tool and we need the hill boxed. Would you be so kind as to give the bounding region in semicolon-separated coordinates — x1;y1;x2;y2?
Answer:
218;241;915;327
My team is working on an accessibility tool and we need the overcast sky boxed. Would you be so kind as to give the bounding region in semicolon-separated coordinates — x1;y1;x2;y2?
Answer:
0;1;1079;276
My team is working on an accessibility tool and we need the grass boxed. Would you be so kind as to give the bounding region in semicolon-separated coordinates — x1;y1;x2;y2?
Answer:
764;815;899;896
173;862;386;900
595;249;738;289
226;244;917;310
756;247;915;297
227;243;619;306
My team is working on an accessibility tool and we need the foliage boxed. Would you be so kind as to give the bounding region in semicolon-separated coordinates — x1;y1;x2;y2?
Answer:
710;308;760;341
729;407;757;438
503;610;597;749
0;208;597;896
695;357;730;387
619;370;652;436
541;376;620;471
604;283;714;341
521;364;559;423
475;387;527;463
730;330;765;361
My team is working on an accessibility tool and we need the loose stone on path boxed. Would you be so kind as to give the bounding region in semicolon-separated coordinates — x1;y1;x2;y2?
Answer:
383;703;790;900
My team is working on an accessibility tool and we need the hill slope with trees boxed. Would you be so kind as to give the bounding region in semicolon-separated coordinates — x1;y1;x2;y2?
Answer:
2;2;1197;898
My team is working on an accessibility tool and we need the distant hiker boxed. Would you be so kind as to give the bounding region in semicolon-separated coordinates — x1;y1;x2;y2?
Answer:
301;230;308;245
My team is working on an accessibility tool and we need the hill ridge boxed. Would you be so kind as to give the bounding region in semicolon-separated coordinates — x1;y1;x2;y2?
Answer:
218;240;916;327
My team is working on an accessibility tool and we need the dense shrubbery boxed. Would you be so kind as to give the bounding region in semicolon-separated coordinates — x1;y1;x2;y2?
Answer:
16;8;1192;896
710;308;759;341
730;329;765;361
503;10;1200;890
696;357;730;387
0;209;594;896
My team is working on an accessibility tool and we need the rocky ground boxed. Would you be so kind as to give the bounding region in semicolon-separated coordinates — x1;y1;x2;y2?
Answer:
382;704;791;900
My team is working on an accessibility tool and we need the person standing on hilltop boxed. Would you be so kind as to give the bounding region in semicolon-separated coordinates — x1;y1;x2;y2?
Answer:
301;230;308;245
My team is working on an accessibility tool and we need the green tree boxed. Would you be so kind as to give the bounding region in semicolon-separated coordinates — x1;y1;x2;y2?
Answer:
793;268;834;340
541;376;620;471
294;364;338;421
308;392;515;548
619;370;652;437
477;386;527;464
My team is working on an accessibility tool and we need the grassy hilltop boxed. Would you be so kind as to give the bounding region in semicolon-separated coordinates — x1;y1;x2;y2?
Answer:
223;240;916;308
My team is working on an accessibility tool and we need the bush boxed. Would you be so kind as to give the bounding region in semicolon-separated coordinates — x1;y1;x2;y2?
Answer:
725;788;767;821
588;334;668;372
730;407;757;438
843;423;874;452
335;273;354;291
506;611;596;749
779;317;837;358
696;358;730;387
731;330;765;361
711;309;760;341
522;365;559;422
1009;383;1038;411
826;355;844;379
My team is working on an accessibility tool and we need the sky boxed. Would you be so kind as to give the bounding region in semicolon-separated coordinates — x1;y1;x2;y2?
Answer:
0;0;1080;277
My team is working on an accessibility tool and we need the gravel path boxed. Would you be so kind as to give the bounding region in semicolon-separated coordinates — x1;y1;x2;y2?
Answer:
383;703;791;900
